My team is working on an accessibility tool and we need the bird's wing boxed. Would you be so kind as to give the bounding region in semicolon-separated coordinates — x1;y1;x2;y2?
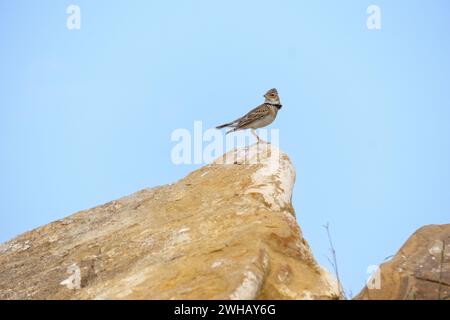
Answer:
234;104;271;129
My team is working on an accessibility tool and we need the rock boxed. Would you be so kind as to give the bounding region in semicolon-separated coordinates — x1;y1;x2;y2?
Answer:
0;143;340;300
356;224;450;300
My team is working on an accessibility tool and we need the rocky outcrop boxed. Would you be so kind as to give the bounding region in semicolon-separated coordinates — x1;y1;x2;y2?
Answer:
356;224;450;300
0;143;340;300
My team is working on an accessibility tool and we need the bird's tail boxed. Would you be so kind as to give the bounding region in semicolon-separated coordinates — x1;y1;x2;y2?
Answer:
216;122;233;129
225;128;236;135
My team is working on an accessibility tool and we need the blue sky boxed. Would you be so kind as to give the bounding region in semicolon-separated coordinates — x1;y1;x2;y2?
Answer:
1;0;449;296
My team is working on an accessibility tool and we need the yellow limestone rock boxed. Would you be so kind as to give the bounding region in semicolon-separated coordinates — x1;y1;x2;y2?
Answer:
0;143;340;300
356;224;450;300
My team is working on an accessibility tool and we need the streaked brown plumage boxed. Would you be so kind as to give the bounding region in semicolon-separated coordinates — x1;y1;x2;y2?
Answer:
216;88;282;142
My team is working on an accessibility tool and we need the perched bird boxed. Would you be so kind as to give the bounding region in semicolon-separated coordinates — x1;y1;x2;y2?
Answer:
216;88;282;142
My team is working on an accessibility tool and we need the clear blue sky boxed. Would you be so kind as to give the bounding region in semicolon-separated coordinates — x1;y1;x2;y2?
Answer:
1;0;449;296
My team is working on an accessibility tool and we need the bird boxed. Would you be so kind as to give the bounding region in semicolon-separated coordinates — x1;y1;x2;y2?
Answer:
216;88;282;143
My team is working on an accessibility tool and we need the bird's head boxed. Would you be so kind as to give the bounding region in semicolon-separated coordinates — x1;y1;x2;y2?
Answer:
264;88;281;106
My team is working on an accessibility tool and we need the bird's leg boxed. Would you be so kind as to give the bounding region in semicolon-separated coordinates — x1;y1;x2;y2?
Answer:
251;129;261;144
251;129;268;144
